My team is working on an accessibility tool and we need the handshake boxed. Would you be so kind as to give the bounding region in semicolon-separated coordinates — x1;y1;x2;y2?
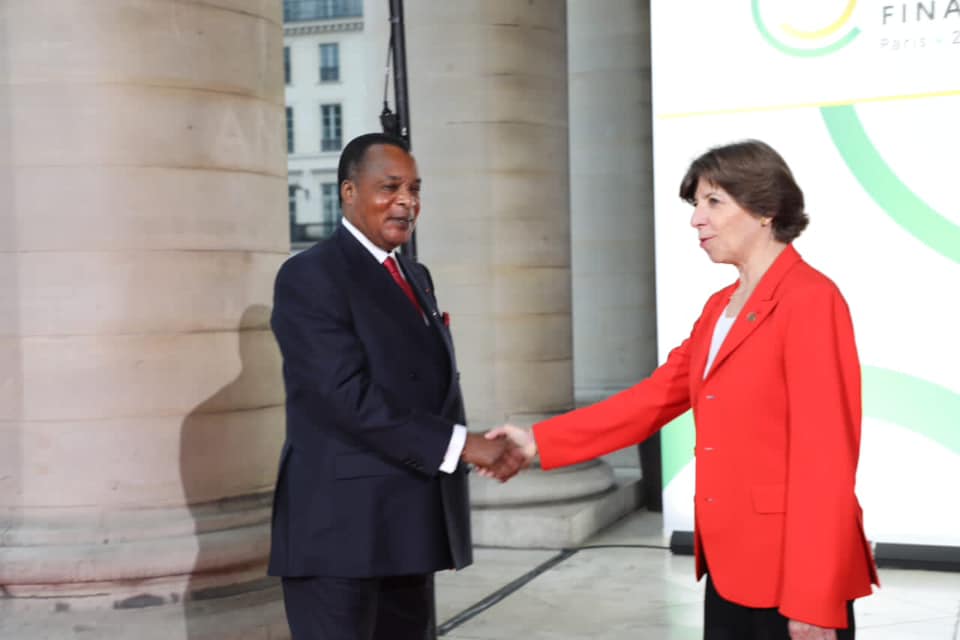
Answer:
461;425;538;482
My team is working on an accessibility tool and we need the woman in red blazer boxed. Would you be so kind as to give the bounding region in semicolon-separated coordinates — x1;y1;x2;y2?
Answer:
487;141;878;640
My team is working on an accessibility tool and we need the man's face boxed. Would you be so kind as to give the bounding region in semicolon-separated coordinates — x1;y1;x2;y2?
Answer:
341;144;421;252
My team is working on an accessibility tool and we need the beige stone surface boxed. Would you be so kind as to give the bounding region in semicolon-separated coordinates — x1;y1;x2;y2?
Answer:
407;0;574;427
8;84;285;173
11;330;281;420
8;167;288;252
2;252;285;334
493;360;573;421
4;407;283;507
2;1;282;95
0;1;287;634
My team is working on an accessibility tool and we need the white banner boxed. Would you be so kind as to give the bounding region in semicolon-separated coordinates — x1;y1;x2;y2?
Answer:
651;0;960;545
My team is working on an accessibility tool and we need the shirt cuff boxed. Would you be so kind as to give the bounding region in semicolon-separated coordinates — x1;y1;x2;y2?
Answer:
439;424;467;473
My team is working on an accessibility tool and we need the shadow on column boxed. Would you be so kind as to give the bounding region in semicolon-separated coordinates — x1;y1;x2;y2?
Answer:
180;304;287;639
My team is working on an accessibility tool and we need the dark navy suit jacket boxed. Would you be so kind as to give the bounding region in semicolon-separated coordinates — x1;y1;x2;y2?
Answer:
267;225;472;578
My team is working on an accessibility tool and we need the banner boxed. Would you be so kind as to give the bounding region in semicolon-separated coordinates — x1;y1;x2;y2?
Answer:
651;0;960;545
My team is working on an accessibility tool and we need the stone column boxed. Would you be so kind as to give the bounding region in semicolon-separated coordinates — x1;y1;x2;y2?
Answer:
0;2;288;638
400;1;638;548
567;0;657;483
569;0;657;409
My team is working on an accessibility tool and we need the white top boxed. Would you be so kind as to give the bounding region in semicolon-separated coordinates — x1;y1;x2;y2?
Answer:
340;218;467;473
704;308;737;378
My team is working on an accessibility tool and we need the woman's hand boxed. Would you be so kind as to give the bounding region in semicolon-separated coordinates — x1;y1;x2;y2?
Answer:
474;424;537;479
788;619;837;640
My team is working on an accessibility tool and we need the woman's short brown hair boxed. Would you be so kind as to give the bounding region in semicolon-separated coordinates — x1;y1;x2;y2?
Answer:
678;140;809;243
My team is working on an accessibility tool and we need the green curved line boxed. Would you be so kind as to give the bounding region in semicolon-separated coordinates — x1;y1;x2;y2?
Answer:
821;105;960;264
752;0;860;57
862;367;960;456
661;366;960;488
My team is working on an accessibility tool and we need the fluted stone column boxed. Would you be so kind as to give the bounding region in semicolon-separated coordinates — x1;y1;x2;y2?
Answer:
0;2;288;637
397;1;638;548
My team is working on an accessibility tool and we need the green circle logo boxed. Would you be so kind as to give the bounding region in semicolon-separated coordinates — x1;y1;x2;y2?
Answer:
821;104;960;265
752;0;861;57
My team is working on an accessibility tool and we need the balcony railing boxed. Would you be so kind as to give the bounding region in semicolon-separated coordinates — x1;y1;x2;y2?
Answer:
320;66;340;82
291;219;339;244
284;0;362;22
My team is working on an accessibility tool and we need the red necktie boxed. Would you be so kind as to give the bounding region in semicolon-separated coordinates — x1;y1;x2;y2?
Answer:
383;256;423;315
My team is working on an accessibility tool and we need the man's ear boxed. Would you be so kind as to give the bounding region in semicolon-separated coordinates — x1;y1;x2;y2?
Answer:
340;180;354;205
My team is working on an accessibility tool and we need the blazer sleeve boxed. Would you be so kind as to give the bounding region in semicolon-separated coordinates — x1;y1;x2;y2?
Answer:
533;312;703;470
778;283;873;628
271;258;453;476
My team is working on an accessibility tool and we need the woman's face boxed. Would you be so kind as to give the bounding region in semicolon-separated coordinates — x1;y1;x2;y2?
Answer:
690;179;771;266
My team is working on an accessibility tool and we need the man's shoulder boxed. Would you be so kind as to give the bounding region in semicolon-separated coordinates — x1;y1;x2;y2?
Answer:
281;235;344;272
275;236;349;298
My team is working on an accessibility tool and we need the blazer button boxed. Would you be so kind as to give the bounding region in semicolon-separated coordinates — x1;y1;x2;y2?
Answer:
705;394;716;400
409;371;419;381
706;497;715;503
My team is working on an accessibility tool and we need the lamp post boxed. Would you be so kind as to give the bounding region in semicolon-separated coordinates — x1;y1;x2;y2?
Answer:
382;0;417;259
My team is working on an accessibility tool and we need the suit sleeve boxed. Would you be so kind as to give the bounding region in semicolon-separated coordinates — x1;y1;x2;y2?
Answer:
271;258;453;476
778;284;870;628
533;313;702;470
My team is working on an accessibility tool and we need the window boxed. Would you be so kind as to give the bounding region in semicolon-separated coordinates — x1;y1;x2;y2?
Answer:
288;185;299;220
321;183;341;234
320;104;342;152
284;0;362;22
288;185;304;242
284;46;291;85
286;107;295;153
319;43;339;82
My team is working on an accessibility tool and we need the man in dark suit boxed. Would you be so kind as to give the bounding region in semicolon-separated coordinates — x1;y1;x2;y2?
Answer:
269;133;522;640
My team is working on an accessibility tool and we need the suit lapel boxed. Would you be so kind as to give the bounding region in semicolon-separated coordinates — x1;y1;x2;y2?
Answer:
690;286;734;386
397;254;449;342
397;254;460;407
333;228;428;333
703;245;802;382
398;255;460;411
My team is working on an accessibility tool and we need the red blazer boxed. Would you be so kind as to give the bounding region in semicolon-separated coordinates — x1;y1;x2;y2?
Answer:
533;245;878;628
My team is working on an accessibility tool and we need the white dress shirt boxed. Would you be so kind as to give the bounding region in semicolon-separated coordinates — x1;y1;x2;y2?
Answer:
341;218;467;473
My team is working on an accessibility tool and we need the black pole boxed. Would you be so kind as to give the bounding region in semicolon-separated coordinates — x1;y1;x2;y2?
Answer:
389;0;411;143
387;0;416;259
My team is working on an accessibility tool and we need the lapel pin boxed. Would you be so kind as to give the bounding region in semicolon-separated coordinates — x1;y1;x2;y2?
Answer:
747;312;757;322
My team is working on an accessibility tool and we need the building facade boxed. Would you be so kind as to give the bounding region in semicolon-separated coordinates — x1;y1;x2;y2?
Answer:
284;0;370;247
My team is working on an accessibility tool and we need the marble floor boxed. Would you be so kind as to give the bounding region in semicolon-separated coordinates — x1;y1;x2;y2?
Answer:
436;510;960;639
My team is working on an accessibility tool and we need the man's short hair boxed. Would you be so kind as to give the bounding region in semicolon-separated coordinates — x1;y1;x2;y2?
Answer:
337;133;410;202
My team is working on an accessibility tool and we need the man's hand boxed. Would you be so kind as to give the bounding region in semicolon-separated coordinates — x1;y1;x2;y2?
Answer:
461;433;525;482
471;424;537;481
788;620;837;640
